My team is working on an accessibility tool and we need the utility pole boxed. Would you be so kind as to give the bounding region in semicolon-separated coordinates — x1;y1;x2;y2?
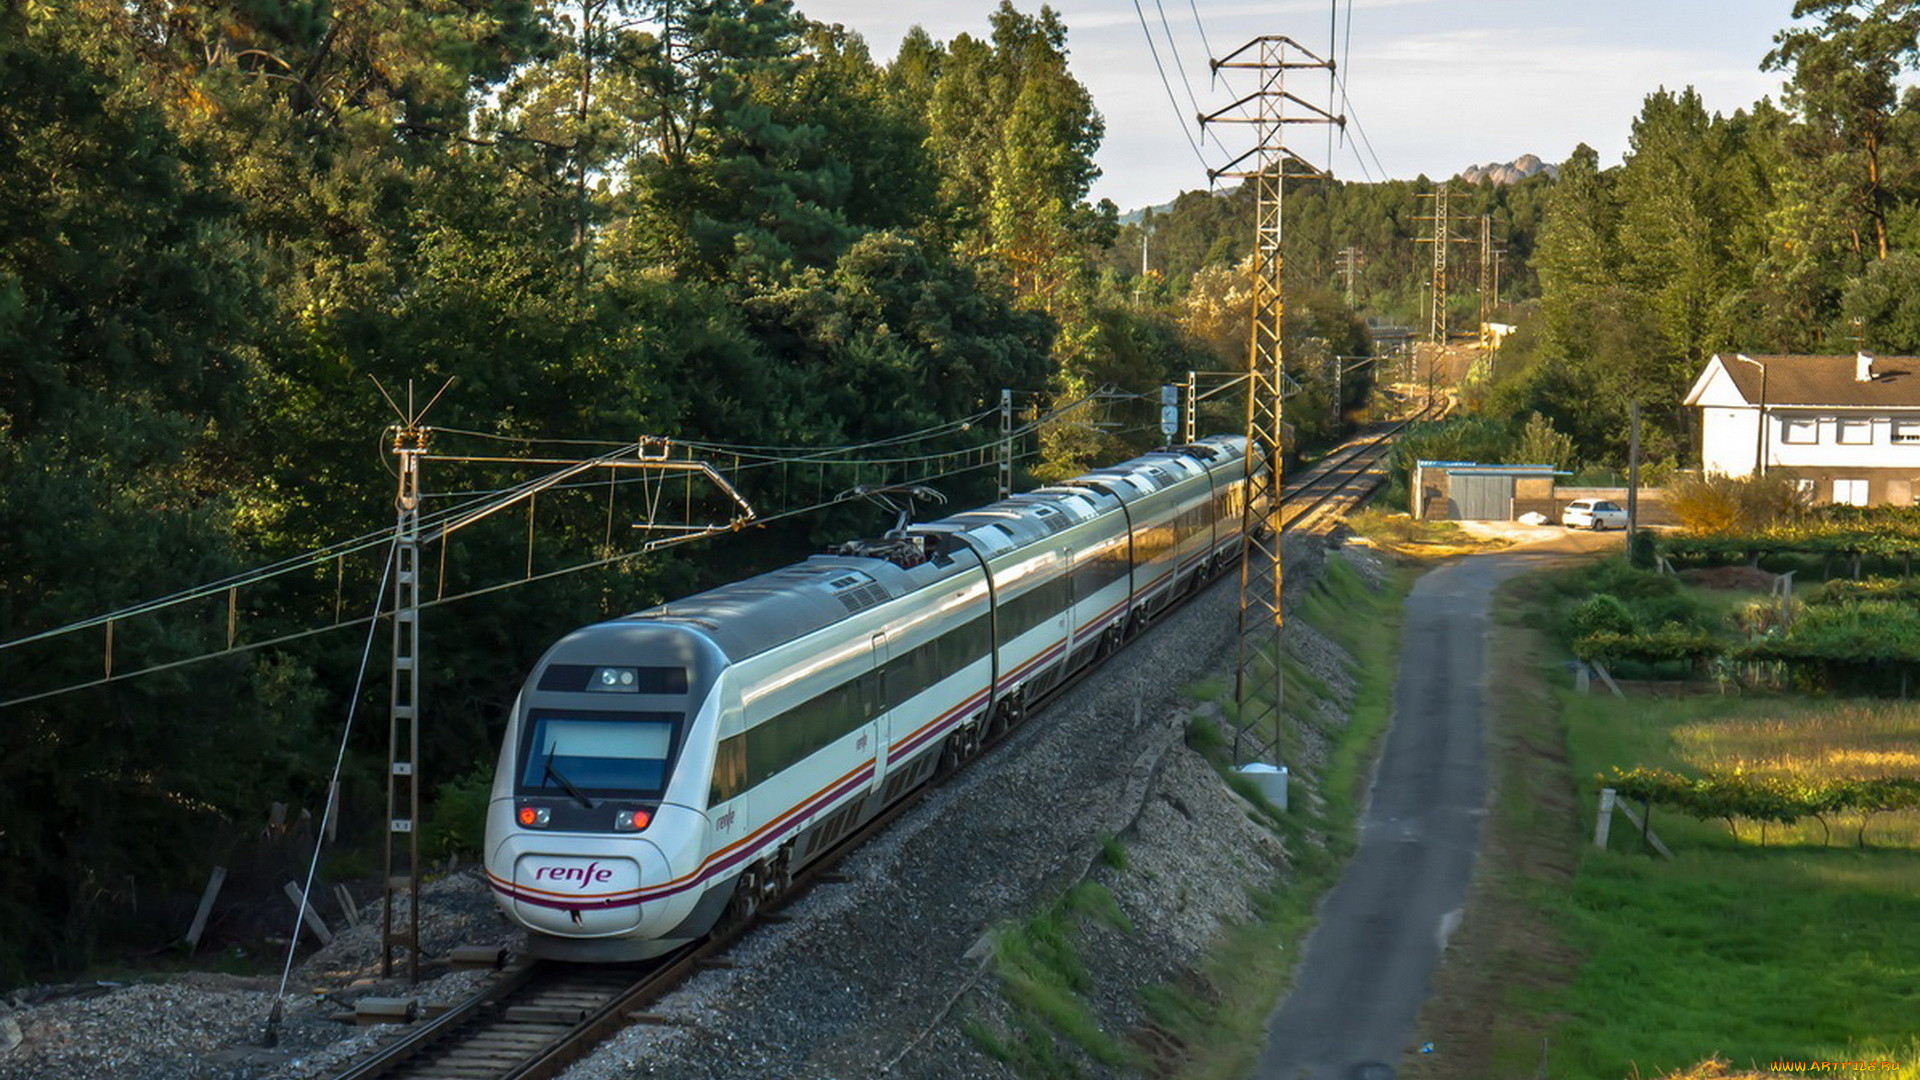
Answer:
383;423;423;984
1628;402;1641;536
1201;36;1341;773
372;377;452;986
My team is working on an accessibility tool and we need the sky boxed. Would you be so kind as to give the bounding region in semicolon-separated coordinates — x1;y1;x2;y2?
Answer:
798;0;1802;211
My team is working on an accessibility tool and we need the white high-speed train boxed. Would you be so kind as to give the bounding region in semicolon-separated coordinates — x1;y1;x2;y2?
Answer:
483;436;1253;960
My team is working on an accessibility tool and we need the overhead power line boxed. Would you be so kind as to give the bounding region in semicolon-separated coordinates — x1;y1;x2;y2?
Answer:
1131;0;1215;172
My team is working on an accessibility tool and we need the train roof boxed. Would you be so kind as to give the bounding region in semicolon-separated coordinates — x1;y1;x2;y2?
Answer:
621;438;1244;661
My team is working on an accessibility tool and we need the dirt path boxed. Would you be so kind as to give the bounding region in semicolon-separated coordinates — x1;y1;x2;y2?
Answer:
1253;531;1608;1079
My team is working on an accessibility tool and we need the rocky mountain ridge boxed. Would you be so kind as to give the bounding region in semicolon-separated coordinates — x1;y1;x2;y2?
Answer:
1458;153;1557;185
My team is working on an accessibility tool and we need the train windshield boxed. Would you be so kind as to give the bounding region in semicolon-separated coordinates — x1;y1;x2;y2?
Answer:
518;710;683;797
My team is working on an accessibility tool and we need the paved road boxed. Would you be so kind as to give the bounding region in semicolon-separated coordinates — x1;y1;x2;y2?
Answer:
1255;534;1607;1080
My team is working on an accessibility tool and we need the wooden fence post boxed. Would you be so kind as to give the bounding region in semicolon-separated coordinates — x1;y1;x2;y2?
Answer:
283;882;335;945
185;866;226;952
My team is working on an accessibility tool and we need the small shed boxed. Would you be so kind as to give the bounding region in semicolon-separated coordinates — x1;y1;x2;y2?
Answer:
1413;461;1565;521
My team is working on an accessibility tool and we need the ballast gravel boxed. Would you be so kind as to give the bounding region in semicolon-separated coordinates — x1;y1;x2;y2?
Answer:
0;532;1377;1080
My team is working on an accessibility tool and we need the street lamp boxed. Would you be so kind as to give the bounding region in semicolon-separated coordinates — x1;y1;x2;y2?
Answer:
1730;354;1769;477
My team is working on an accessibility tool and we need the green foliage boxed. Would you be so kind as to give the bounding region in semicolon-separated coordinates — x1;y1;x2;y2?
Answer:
423;768;495;863
1628;527;1658;569
977;889;1131;1073
1812;576;1920;605
1572;628;1723;666
1659;509;1920;563
1764;0;1920;262
1565;594;1637;641
1739;600;1920;664
1604;766;1920;840
1511;412;1576;470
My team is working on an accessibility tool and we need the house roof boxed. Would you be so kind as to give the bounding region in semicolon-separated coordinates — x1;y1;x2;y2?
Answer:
1693;353;1920;409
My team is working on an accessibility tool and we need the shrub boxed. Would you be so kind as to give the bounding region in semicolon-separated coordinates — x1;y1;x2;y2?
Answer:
1665;471;1811;536
1628;528;1657;569
1566;594;1636;640
1510;412;1574;471
423;767;494;862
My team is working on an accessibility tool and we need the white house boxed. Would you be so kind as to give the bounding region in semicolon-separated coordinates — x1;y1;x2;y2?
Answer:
1684;352;1920;506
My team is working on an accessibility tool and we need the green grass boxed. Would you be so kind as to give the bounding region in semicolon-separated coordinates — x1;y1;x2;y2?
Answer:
1518;579;1920;1079
1551;850;1920;1078
972;883;1137;1075
1303;558;1405;823
1147;554;1414;1080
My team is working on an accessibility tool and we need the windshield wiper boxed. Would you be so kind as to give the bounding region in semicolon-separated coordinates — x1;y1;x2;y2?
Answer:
543;746;596;810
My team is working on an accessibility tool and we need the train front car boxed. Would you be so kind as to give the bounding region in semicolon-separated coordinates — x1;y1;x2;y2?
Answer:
484;620;726;961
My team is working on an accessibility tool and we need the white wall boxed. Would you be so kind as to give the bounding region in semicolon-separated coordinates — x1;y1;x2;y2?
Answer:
1700;406;1760;477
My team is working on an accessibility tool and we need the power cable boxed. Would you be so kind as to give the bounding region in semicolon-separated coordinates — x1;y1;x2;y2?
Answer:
1186;0;1215;68
1152;0;1229;155
1130;0;1214;172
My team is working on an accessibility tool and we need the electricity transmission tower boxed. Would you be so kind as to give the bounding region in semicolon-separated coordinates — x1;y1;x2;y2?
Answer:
1200;36;1340;771
1415;184;1452;344
1337;245;1364;306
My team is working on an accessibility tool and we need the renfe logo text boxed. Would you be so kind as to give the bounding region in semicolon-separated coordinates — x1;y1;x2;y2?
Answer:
533;862;614;886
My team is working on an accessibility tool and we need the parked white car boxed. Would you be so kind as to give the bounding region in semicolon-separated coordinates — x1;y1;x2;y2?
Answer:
1561;498;1628;530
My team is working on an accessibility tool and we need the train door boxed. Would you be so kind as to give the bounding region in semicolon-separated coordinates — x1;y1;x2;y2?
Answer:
1054;545;1076;681
869;631;890;784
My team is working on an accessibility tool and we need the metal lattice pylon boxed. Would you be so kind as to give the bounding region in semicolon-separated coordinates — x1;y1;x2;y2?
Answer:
1418;183;1450;345
383;424;425;982
1202;36;1339;768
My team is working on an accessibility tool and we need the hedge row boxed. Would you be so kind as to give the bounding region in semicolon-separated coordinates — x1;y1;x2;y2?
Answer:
1661;534;1920;562
1604;767;1920;844
1572;628;1722;665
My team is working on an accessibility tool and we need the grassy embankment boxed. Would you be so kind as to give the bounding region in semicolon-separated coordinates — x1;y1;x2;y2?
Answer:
967;550;1416;1078
1425;560;1920;1080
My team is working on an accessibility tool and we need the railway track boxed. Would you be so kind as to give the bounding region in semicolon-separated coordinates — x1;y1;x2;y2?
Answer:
322;414;1418;1080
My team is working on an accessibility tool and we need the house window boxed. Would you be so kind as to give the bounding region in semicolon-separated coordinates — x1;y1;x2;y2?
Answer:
1780;417;1819;444
1894;420;1920;444
1837;418;1873;445
1795;479;1817;498
1833;478;1869;506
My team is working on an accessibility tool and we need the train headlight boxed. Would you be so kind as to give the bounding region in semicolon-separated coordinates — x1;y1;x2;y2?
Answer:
517;805;551;828
613;808;651;832
588;666;640;692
